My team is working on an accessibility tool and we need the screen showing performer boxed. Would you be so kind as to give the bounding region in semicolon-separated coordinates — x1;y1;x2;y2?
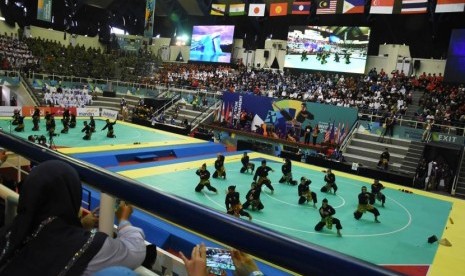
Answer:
189;25;235;63
284;26;371;74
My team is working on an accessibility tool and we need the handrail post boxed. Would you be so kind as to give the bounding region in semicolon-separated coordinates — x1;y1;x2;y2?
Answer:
99;193;116;236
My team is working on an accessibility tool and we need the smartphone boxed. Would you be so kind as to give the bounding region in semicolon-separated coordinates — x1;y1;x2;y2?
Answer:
206;247;235;271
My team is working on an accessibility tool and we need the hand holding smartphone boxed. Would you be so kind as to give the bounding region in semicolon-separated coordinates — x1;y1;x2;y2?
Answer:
206;247;235;275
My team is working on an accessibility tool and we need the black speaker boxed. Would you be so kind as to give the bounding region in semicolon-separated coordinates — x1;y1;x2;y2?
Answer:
414;60;421;70
264;50;269;58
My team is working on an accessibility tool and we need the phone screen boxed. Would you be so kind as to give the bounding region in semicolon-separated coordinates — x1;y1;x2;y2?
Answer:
206;247;235;271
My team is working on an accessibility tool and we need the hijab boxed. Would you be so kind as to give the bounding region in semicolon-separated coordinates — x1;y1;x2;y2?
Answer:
0;160;106;275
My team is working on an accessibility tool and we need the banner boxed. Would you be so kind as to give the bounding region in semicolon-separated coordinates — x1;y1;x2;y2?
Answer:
144;0;156;37
37;0;52;22
101;109;119;120
221;94;357;144
77;107;100;117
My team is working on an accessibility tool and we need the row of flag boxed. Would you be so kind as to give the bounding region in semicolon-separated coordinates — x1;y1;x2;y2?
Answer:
324;121;349;145
211;0;464;16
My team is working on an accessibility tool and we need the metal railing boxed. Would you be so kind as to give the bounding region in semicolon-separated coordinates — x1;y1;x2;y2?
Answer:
359;113;465;137
340;121;360;152
190;100;222;131
0;131;399;276
451;148;464;196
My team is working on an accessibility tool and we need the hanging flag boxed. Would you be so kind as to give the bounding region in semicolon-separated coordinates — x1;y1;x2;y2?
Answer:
249;3;266;16
270;3;288;16
400;0;428;13
211;4;226;16
341;0;365;13
370;0;395;13
144;0;156;37
335;122;341;144
229;3;246;16
324;123;331;142
292;1;311;14
317;0;337;14
37;0;52;22
435;0;465;12
329;121;336;143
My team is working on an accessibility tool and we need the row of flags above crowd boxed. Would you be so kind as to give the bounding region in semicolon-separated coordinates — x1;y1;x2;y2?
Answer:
211;0;465;16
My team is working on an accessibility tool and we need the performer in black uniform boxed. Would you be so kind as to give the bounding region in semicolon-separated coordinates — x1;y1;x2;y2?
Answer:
14;115;25;132
212;154;226;179
321;169;338;194
61;116;70;134
240;152;255;174
81;121;92;140
370;179;386;207
69;114;77;128
44;111;52;131
253;160;275;194
315;198;342;237
195;163;217;193
32;107;40;131
242;182;264;211
298;177;317;207
225;186;252;220
279;158;297;185
102;119;116;138
354;186;380;223
12;109;20;125
89;116;96;132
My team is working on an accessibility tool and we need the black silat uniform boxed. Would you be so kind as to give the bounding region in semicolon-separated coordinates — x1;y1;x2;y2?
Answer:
315;204;342;232
61;117;69;134
12;110;20;125
370;182;386;206
253;165;274;192
14;116;25;132
354;190;380;221
195;168;217;193
321;172;338;194
63;109;70;121
240;155;255;174
69;114;77;128
279;160;297;185
212;155;226;179
32;108;40;131
82;123;92;140
226;191;251;219
102;120;116;138
89;118;96;132
243;186;264;211
298;179;317;205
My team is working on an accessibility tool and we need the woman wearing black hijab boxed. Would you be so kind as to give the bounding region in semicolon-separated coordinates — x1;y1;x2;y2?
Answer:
0;160;146;275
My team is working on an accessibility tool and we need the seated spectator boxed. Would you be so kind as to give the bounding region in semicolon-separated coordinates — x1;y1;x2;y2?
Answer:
0;160;146;275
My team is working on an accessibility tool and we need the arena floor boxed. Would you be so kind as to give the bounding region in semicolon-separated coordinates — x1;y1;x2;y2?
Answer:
0;117;198;154
2;117;463;275
115;152;465;276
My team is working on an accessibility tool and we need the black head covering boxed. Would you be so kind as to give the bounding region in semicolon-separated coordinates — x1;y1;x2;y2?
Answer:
0;160;106;275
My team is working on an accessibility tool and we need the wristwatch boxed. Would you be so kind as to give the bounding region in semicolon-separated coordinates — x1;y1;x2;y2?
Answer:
249;271;265;276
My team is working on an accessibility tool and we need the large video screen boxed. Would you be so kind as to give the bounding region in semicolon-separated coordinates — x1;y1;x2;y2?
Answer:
444;29;465;83
189;25;235;63
284;26;371;74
